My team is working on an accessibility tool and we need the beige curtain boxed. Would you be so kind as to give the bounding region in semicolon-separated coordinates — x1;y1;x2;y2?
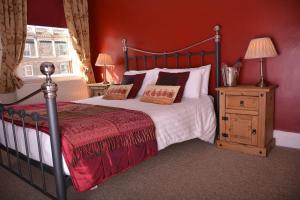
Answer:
0;0;27;93
63;0;95;83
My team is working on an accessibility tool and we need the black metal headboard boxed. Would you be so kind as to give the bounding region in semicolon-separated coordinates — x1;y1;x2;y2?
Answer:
122;24;221;106
122;25;221;87
122;25;221;140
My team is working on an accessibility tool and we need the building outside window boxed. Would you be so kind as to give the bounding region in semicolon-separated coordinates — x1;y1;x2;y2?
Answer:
17;25;81;78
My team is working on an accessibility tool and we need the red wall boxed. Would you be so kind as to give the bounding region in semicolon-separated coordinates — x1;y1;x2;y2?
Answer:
88;0;300;133
27;0;66;28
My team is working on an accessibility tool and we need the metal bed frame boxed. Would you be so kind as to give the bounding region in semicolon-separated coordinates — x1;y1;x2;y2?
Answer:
122;25;221;115
0;25;221;200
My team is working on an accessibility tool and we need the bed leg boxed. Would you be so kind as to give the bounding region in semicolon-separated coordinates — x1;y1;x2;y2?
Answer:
214;25;221;141
41;62;67;200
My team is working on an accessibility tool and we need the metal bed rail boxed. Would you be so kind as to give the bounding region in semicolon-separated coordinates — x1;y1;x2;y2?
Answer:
0;62;67;200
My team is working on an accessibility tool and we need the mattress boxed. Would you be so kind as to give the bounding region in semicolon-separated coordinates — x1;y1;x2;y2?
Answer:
0;96;216;175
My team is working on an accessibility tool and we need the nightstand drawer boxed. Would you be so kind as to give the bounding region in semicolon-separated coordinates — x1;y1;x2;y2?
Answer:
226;95;258;111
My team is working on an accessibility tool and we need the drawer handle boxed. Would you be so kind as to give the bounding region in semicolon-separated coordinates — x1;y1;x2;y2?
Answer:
252;129;256;135
240;100;244;107
222;133;228;138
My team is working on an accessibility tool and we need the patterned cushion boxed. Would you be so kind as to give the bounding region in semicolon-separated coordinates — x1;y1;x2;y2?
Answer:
121;73;146;98
156;71;190;103
103;84;133;100
140;85;180;105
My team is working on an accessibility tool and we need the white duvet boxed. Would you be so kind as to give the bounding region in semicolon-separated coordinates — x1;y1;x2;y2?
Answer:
0;96;216;175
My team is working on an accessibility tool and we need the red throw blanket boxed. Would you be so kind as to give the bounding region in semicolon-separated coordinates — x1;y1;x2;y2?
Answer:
4;102;157;192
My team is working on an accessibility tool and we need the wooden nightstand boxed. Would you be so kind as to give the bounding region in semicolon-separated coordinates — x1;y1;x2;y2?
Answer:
88;83;110;97
216;85;276;156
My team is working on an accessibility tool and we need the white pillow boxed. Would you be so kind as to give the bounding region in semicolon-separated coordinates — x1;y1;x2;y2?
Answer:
199;64;211;95
124;68;160;96
160;64;211;98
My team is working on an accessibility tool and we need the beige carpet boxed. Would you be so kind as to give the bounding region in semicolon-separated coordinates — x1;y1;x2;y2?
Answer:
0;139;300;200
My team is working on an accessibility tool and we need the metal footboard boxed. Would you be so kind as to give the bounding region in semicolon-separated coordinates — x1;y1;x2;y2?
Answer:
0;63;67;200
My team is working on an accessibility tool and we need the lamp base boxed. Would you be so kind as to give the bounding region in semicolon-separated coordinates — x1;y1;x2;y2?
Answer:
256;79;269;88
101;81;109;85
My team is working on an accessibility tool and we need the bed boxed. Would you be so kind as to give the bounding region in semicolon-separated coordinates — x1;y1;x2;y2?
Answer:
0;25;221;200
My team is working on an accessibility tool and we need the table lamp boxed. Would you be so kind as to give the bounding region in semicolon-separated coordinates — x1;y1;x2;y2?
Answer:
95;53;113;84
244;37;278;87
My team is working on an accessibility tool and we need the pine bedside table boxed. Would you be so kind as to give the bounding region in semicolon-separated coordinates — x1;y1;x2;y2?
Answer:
216;85;276;156
87;83;110;97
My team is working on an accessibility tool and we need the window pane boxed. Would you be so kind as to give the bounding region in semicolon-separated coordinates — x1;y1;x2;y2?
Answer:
55;41;69;56
59;63;69;74
39;40;54;57
24;39;36;57
23;65;33;76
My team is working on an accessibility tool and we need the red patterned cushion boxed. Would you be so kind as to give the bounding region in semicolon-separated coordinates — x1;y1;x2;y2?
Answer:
141;85;180;105
103;84;133;100
156;71;190;102
121;73;146;98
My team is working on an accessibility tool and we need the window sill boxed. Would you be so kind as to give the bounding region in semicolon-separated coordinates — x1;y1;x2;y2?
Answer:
22;74;84;84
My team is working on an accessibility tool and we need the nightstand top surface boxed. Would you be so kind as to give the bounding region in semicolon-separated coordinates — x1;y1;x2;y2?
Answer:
216;85;277;92
87;83;110;87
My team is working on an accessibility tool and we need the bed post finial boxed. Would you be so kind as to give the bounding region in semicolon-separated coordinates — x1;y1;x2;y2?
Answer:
122;39;129;71
40;62;66;200
214;25;221;42
122;39;127;52
41;62;57;99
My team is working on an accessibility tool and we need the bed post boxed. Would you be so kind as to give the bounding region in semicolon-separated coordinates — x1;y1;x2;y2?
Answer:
40;63;66;200
122;39;129;71
214;25;221;139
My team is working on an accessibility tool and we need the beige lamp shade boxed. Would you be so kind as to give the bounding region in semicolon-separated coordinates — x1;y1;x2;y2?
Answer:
95;53;113;66
244;37;278;59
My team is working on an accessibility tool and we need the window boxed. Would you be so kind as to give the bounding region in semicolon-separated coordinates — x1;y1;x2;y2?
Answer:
59;63;69;74
18;25;81;79
23;65;34;76
38;40;54;57
55;41;69;57
24;39;37;57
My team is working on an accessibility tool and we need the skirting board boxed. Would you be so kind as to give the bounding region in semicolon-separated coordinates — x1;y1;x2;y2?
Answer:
274;130;300;149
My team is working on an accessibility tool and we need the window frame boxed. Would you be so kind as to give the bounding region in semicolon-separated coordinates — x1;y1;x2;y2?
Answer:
55;40;70;58
37;39;56;58
23;38;38;58
23;65;34;77
18;25;82;81
59;63;69;74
